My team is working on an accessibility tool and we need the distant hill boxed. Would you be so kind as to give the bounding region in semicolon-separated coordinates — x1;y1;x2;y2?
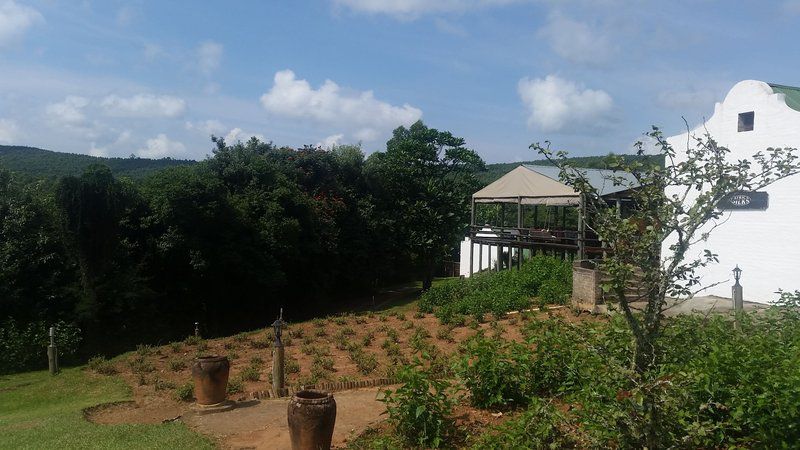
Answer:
0;145;196;180
479;154;665;186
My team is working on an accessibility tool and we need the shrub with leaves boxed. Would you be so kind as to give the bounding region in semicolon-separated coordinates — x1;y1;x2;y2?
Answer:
457;334;536;409
175;382;194;401
473;397;582;449
380;359;458;448
420;255;571;321
87;356;117;375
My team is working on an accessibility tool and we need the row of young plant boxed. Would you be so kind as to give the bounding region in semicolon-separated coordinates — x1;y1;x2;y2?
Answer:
418;254;572;322
378;294;800;449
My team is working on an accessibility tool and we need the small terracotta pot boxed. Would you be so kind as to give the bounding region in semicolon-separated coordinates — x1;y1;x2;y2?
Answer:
287;390;337;450
192;355;230;405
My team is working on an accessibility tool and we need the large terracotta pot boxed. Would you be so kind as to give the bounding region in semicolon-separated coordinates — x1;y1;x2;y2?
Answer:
287;390;337;450
192;355;230;405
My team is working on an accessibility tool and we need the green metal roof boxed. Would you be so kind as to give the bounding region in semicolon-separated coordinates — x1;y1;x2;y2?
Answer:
769;83;800;112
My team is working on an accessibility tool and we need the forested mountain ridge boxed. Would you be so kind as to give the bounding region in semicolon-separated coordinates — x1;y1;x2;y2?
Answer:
0;145;195;180
0;144;662;186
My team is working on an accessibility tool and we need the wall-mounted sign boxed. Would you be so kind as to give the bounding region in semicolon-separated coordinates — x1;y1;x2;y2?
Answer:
718;191;769;211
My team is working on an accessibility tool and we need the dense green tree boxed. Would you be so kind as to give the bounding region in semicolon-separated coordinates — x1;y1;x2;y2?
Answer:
367;121;485;290
0;169;79;323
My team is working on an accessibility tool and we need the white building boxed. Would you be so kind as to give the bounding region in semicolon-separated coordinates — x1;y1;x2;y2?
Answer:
665;80;800;302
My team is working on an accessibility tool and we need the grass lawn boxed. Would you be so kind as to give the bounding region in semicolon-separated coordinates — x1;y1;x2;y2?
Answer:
0;368;212;450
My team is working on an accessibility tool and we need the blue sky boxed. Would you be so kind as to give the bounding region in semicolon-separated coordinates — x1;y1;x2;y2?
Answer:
1;0;799;163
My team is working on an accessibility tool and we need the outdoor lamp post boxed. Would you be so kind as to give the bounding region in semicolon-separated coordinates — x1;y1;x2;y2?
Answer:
732;265;743;313
272;309;286;397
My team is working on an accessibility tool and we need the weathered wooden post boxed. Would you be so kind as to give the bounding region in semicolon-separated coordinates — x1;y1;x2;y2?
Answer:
47;326;58;375
272;309;286;397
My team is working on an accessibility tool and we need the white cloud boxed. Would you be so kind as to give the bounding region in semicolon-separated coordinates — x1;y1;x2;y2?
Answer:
224;127;265;143
185;119;226;136
0;0;43;46
333;0;525;18
0;118;18;143
538;12;614;66
46;96;89;124
260;69;422;142
137;133;186;158
88;142;107;157
101;94;186;118
517;74;613;132
197;41;223;75
317;134;344;148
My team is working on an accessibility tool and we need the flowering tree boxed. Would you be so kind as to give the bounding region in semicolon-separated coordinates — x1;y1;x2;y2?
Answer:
532;127;800;447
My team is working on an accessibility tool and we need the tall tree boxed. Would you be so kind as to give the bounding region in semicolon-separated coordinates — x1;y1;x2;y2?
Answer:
368;121;485;290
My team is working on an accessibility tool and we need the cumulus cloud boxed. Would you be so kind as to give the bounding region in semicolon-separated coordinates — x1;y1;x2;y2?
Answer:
517;75;613;132
333;0;524;18
137;133;186;158
224;127;265;143
197;41;223;75
538;12;614;66
317;134;344;148
101;94;186;118
46;96;89;124
185;119;226;136
260;69;422;142
0;118;18;143
0;0;43;46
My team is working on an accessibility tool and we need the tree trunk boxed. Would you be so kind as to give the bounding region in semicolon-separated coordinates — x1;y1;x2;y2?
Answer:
421;259;436;291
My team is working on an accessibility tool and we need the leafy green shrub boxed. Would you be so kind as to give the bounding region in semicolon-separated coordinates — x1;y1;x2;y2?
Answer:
419;255;572;321
87;356;117;375
227;378;244;394
183;335;202;346
233;332;250;343
169;359;187;372
361;331;375;347
380;359;458;448
457;334;535;409
349;347;378;375
473;397;581;449
169;342;182;353
128;355;155;374
239;365;260;381
286;357;301;374
175;382;194;401
154;378;176;391
538;278;572;305
250;337;270;349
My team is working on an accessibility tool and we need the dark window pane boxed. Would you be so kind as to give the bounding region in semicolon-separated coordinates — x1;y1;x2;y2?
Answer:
738;111;754;132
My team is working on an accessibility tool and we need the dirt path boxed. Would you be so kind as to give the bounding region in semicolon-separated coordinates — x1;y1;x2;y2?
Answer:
184;387;387;449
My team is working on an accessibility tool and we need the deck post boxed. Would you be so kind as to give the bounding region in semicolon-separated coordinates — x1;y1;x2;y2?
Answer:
517;197;522;229
470;198;476;226
577;194;586;260
478;241;483;272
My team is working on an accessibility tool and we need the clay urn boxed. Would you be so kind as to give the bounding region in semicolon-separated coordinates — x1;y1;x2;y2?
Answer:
192;355;230;405
287;390;337;450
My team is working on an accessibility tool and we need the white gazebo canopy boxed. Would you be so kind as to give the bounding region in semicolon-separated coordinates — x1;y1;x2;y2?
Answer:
472;165;639;206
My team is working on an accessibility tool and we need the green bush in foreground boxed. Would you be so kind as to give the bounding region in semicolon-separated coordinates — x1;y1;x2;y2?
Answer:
457;334;536;409
419;254;571;321
380;358;458;448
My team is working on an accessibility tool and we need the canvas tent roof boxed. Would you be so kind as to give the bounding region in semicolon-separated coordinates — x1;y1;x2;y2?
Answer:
472;164;639;206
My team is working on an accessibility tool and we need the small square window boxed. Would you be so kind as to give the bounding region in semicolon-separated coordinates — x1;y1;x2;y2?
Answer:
738;111;754;132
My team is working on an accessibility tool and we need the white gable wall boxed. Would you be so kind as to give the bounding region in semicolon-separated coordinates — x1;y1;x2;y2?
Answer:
665;80;800;302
